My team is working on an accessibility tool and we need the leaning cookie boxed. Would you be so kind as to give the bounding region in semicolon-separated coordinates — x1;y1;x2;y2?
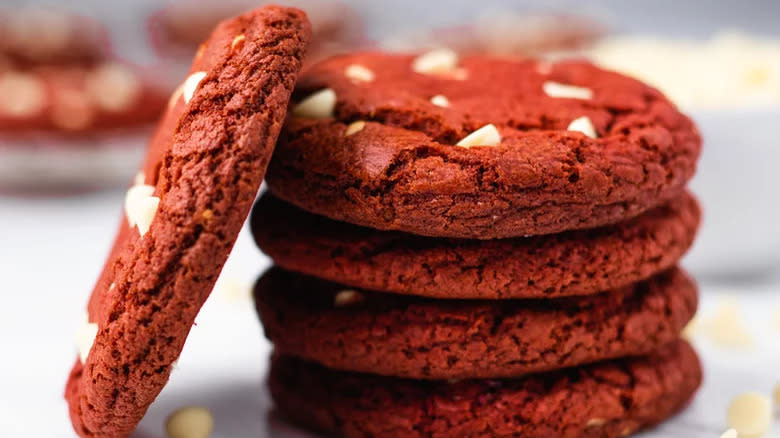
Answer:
255;267;696;379
270;340;701;438
252;192;699;299
266;52;701;239
64;7;310;438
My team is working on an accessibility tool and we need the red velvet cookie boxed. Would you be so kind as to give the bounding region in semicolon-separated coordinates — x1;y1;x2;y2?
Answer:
251;192;699;299
255;267;696;379
64;7;310;437
269;340;701;438
266;52;701;239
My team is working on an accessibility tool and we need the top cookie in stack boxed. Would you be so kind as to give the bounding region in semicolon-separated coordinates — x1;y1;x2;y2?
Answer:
251;50;703;438
265;50;700;240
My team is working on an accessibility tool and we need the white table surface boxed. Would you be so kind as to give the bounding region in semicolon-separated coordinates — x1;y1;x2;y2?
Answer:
0;189;778;438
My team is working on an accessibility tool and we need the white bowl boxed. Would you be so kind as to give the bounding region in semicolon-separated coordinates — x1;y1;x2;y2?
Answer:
684;107;780;278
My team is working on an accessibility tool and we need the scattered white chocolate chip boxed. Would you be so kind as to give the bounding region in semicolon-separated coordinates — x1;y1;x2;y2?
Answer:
334;289;364;307
430;94;450;107
412;48;459;75
456;124;501;148
705;300;753;347
720;429;738;438
567;116;598;139
124;183;160;237
543;81;593;100
0;72;46;117
51;89;94;130
681;316;699;341
85;62;142;112
230;34;245;51
344;120;366;136
345;64;375;83
76;314;98;363
182;71;207;104
165;406;214;438
292;88;336;119
726;392;771;437
133;171;145;186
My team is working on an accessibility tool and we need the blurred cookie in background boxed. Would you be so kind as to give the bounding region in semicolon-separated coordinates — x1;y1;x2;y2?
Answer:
382;12;603;57
0;7;168;193
149;0;367;66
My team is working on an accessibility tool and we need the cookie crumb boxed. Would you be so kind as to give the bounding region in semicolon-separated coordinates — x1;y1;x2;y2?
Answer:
456;124;501;147
567;116;597;138
543;81;593;99
334;289;364;307
0;71;45;117
165;406;214;438
230;34;245;52
182;71;207;104
345;64;375;83
720;429;738;438
125;183;160;237
726;392;771;437
344;120;366;136
292;88;336;119
412;48;459;75
430;94;450;107
76;315;98;363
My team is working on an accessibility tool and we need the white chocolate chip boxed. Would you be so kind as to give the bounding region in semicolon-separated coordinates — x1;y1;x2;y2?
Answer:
456;124;501;148
705;300;753;347
430;95;450;107
182;71;207;104
720;429;738;438
344;120;366;136
334;289;364;307
133;171;145;186
726;392;771;437
567;116;598;139
292;88;336;119
165;406;214;438
681;316;699;341
125;183;160;237
0;72;46;117
230;34;245;51
345;64;375;83
85;62;142;112
585;418;606;427
412;48;459;75
543;81;593;100
76;314;98;363
168;83;184;108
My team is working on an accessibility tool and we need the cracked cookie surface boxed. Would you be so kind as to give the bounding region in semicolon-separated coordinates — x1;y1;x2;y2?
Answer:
251;192;699;299
255;267;696;379
269;340;701;438
266;52;701;239
63;7;310;437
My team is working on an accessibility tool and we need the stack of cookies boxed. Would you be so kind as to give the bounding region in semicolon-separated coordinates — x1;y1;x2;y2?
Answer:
250;51;703;437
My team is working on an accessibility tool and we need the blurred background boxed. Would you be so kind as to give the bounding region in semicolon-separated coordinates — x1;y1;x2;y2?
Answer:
0;1;778;437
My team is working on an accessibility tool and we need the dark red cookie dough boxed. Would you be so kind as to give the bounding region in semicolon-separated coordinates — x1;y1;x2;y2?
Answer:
266;52;701;239
269;340;701;438
251;192;699;299
64;7;310;438
255;267;696;379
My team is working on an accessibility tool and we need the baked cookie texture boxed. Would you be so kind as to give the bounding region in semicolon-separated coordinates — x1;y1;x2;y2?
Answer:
255;267;696;379
251;191;699;299
265;52;701;239
269;340;702;438
64;7;310;438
